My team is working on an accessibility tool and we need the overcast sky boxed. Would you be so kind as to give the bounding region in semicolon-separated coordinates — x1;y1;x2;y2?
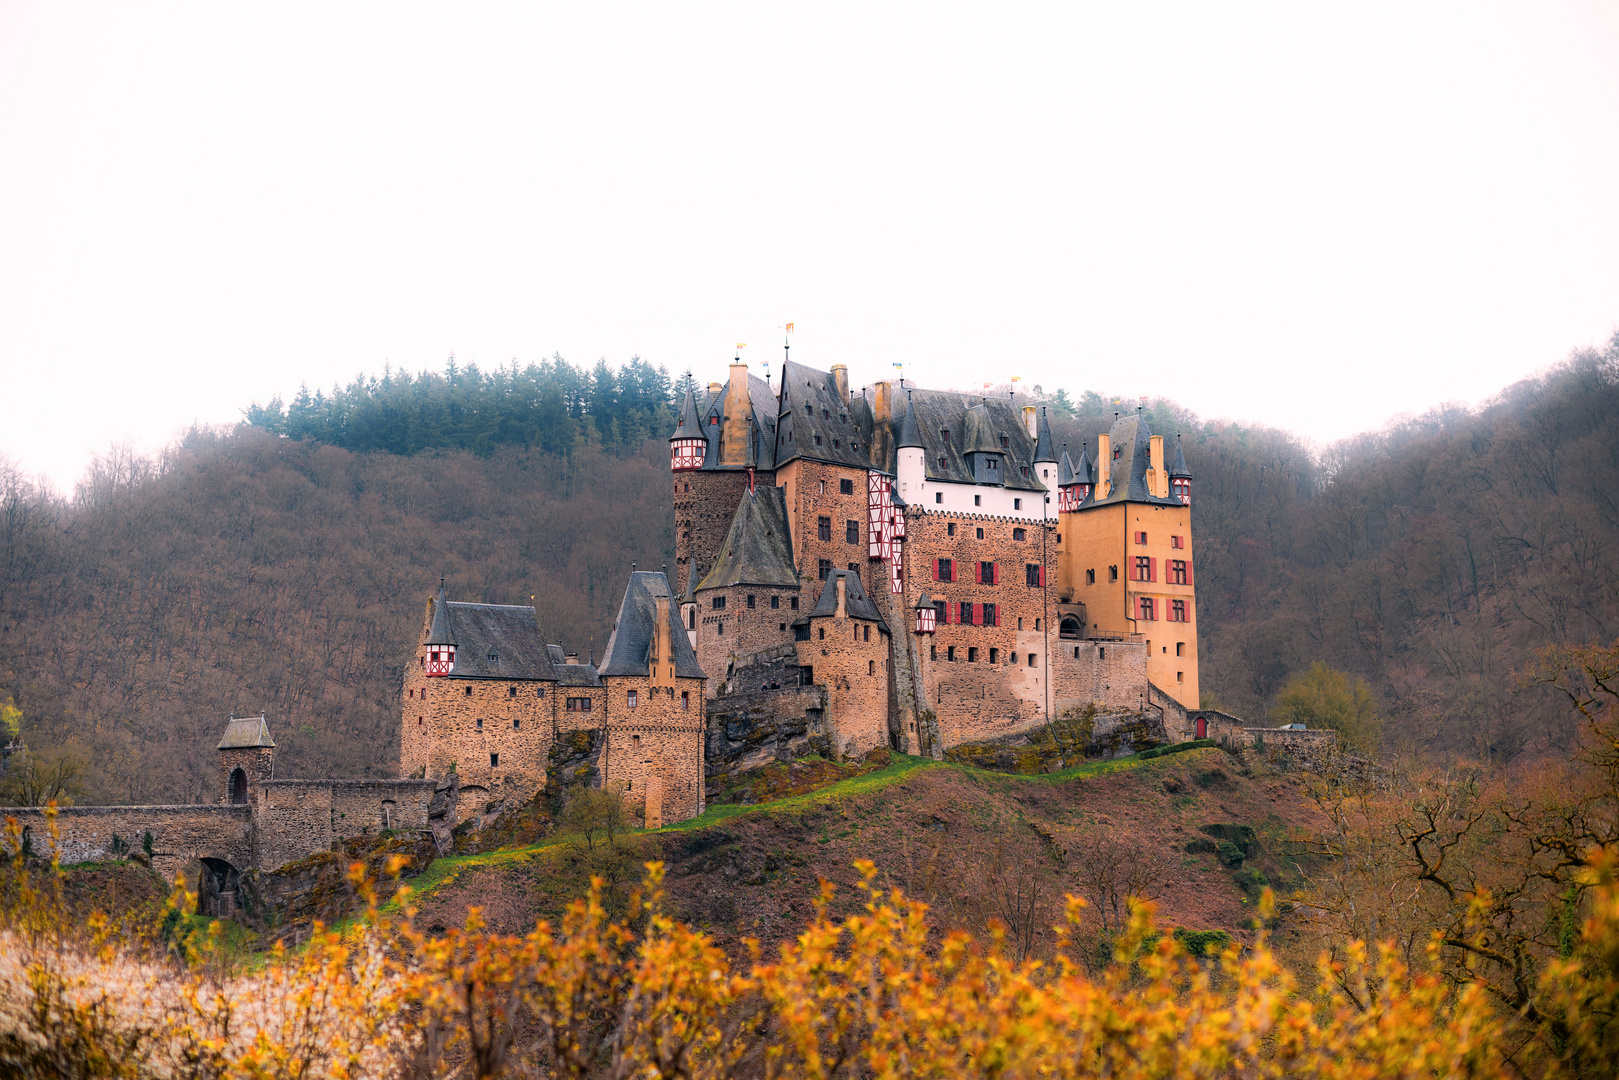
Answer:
2;3;1616;494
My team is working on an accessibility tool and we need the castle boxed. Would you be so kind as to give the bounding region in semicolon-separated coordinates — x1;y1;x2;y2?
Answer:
405;357;1199;826
6;356;1203;910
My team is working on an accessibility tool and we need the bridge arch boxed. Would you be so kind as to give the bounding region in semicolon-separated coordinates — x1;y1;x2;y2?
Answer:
197;856;243;918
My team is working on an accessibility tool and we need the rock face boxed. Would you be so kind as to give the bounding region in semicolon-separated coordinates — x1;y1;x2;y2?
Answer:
942;706;1168;774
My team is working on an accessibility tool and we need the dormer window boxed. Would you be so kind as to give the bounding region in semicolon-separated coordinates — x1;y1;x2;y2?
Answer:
986;459;997;471
487;651;498;664
1000;436;1009;449
710;416;718;425
1113;447;1121;460
940;429;950;443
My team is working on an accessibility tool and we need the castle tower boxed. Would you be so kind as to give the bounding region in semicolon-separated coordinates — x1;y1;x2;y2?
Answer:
670;376;706;471
424;582;456;675
691;484;800;694
217;714;274;805
1057;412;1198;709
798;568;890;758
1170;435;1192;505
597;571;708;825
1032;407;1058;511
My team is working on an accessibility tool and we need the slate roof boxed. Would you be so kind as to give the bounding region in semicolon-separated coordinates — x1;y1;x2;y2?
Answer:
1033;407;1056;463
599;571;706;680
1057;449;1076;486
217;714;275;750
678;552;700;603
692;372;781;471
1075;445;1095;486
962;403;1001;456
1170;434;1191;478
431;599;561;680
897;393;923;449
669;376;705;442
426;584;454;644
556;664;604;688
876;388;1046;491
1085;412;1182;508
806;568;889;632
696;484;799;590
773;360;878;470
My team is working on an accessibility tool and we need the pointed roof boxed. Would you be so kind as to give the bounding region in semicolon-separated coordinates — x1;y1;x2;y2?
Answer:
696;485;798;590
1033;407;1056;463
679;554;699;603
217;714;275;750
875;388;1044;491
1170;434;1191;478
1058;448;1076;486
898;393;923;449
599;571;706;679
961;402;1001;456
806;569;889;631
670;376;705;441
426;584;455;645
1075;445;1094;486
772;360;877;470
744;415;760;468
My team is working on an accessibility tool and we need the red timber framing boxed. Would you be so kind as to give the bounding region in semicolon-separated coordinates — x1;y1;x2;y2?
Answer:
867;471;906;593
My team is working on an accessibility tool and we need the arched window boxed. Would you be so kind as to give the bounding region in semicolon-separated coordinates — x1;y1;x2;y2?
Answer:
1059;616;1082;640
229;767;247;805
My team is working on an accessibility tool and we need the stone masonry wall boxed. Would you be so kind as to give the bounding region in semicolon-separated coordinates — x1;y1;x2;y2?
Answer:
903;510;1062;748
692;583;801;696
1051;639;1151;713
254;781;334;871
777;459;874;607
6;804;253;878
400;663;555;799
329;779;436;837
598;674;707;823
796;613;889;758
217;746;274;804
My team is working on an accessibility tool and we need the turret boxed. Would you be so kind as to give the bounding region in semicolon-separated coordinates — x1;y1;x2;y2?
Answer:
217;714;274;805
896;392;925;497
1073;446;1093;503
425;583;456;676
1170;435;1191;505
1032;407;1056;465
669;376;706;471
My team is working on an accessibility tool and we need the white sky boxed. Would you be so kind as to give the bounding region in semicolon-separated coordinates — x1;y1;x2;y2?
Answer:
2;2;1617;494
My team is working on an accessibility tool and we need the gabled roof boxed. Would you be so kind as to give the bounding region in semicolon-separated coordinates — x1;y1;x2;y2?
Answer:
599;571;706;679
218;714;275;750
545;644;604;687
807;568;889;631
670;376;705;442
1087;412;1182;508
696;485;798;590
877;388;1046;491
1033;407;1056;463
1171;434;1191;478
433;600;561;680
773;360;877;470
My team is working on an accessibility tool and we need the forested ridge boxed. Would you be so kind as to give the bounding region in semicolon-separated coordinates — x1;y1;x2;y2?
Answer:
2;340;1615;804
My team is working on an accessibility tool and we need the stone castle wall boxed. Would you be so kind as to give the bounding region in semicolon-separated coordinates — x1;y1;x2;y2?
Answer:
692;583;801;696
597;675;707;823
776;459;874;605
675;470;769;589
6;804;253;878
400;660;555;798
797;613;889;758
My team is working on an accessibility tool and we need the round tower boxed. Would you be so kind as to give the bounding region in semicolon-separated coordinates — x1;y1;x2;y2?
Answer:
670;376;706;471
424;583;456;675
1170;434;1191;505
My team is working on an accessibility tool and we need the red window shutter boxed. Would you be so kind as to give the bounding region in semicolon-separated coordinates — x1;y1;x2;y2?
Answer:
1038;566;1046;587
1149;557;1158;582
932;559;940;581
975;562;982;584
992;563;999;585
993;606;1001;626
1128;560;1138;582
1186;560;1193;586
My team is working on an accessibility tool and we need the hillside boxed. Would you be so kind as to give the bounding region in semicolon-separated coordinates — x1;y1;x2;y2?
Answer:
1;336;1616;803
405;747;1326;960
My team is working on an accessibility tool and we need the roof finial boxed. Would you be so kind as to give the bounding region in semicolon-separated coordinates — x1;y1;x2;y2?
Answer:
632;562;637;574
589;635;594;666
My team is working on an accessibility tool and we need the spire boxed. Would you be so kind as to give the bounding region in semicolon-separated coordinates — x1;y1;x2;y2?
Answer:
1033;406;1056;463
897;392;923;449
1170;434;1191;478
679;554;699;603
1057;448;1076;486
744;415;760;468
669;375;704;441
426;581;455;645
1075;444;1095;485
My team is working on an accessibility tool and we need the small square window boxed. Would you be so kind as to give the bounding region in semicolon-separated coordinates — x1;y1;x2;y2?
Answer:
967;647;978;663
1013;498;1021;510
989;647;999;664
1028;653;1038;667
947;645;956;661
947;522;956;537
770;595;780;609
1013;528;1026;541
840;478;854;495
790;597;799;609
746;594;756;608
976;527;984;540
1086;569;1096;585
490;753;499;767
476;718;483;730
974;495;981;506
935;492;943;503
513;718;520;729
508;686;516;697
628;690;639;707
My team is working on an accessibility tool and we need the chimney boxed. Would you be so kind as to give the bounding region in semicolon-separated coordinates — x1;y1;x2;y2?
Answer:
719;361;751;468
831;364;849;401
1096;433;1111;498
707;381;722;397
1022;405;1037;438
835;575;848;619
565;652;579;664
1148;435;1165;498
871;381;893;465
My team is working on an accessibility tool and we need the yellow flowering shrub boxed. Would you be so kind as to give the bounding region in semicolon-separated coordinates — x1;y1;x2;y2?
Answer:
5;806;1619;1078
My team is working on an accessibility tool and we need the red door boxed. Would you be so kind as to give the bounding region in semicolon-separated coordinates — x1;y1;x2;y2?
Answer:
1195;716;1206;739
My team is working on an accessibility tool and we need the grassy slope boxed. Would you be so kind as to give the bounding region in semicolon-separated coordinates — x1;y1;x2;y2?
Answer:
403;748;1328;956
